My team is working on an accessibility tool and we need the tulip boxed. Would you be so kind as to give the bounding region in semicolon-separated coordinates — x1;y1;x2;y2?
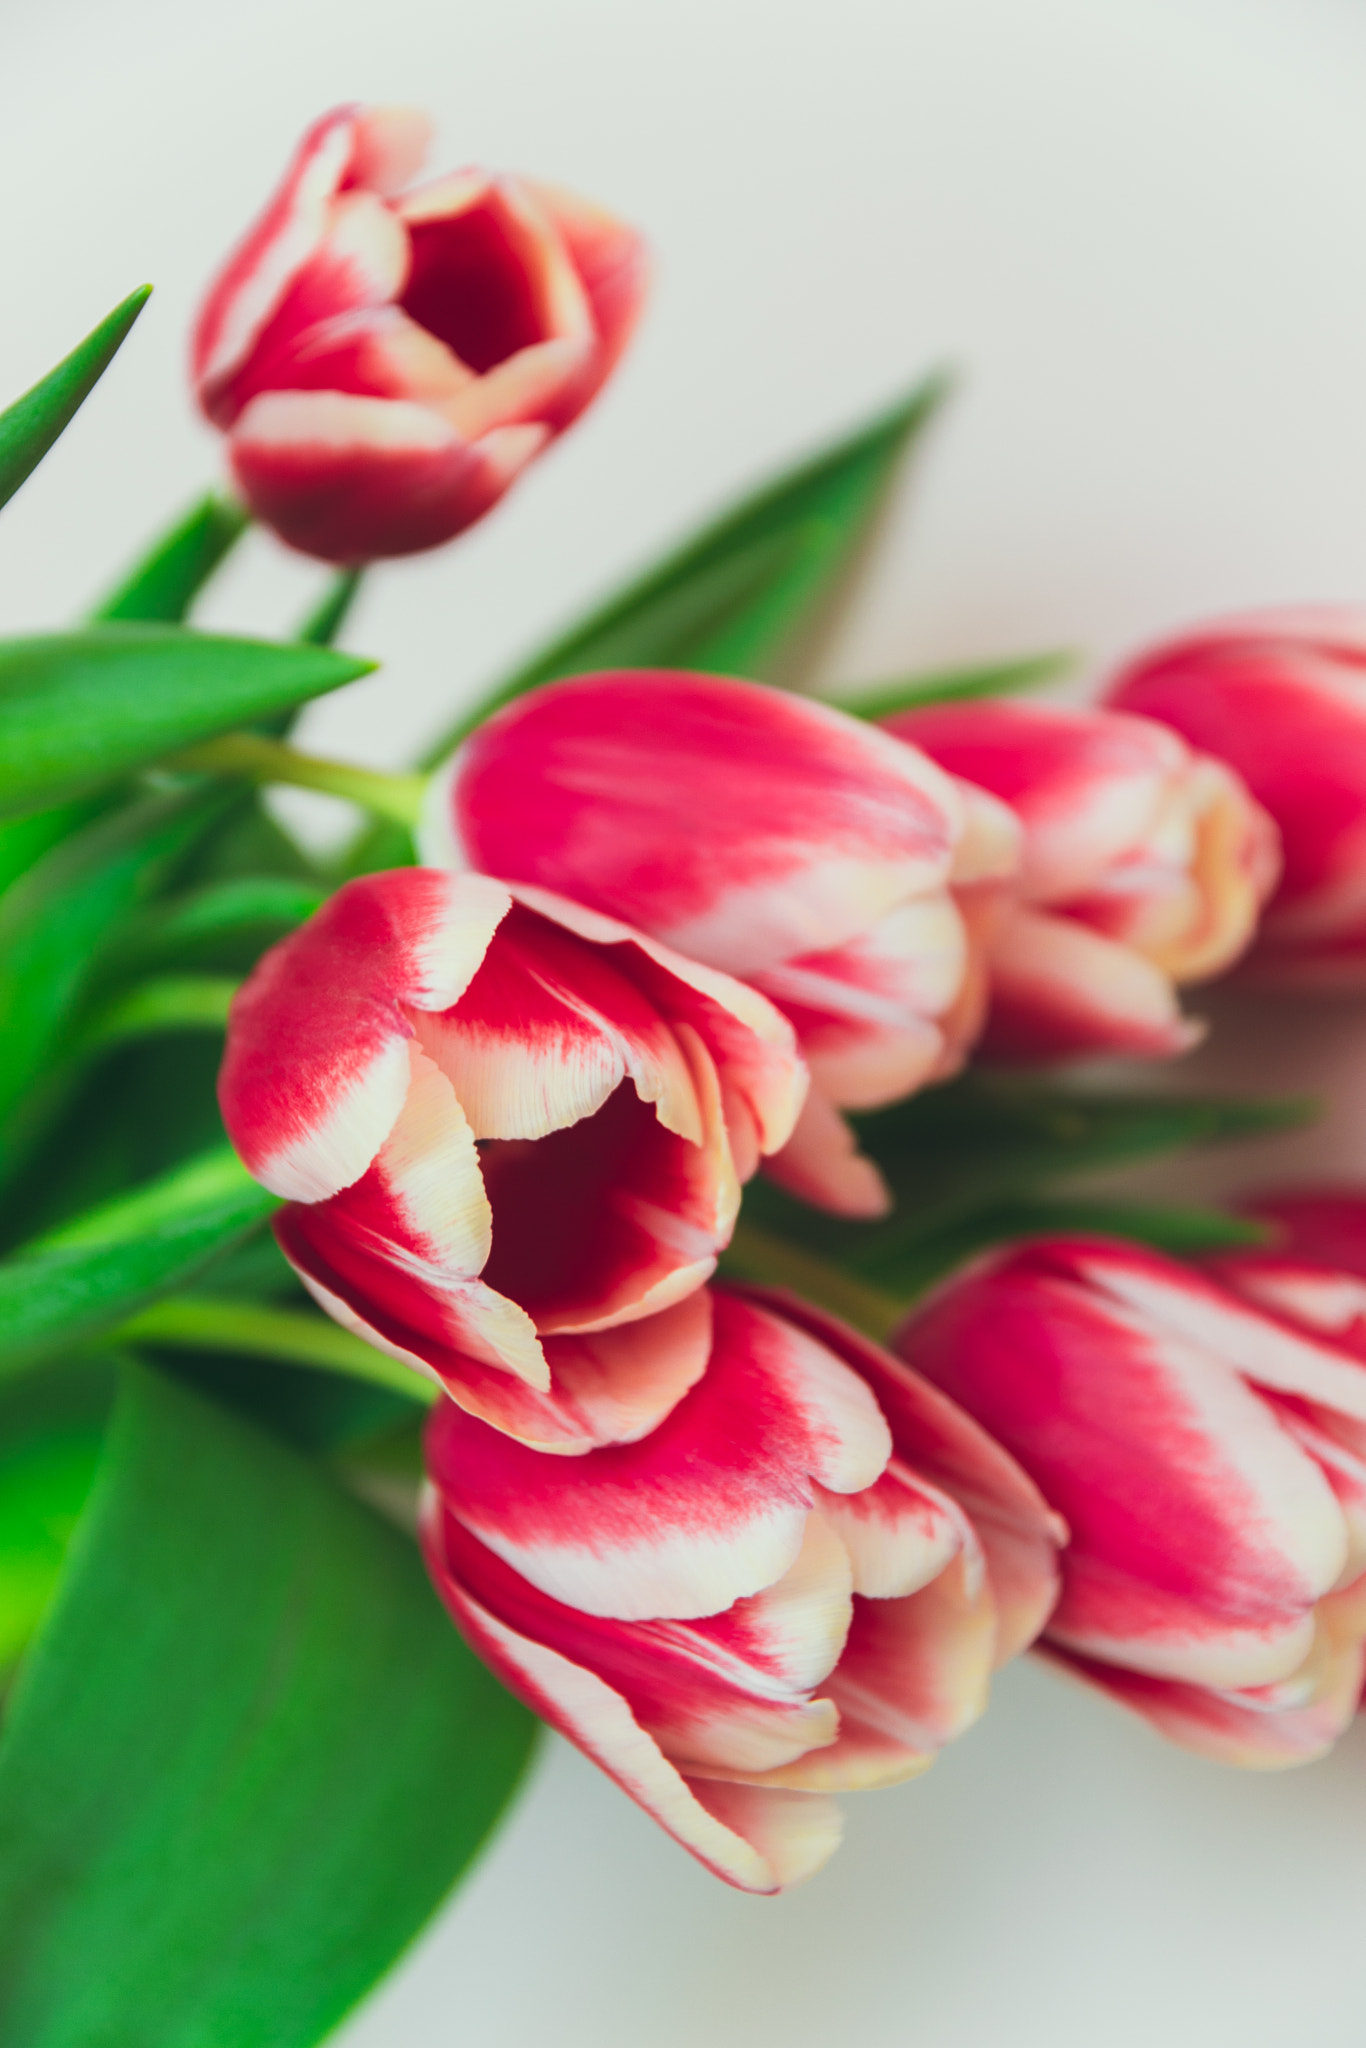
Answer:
192;103;647;561
885;699;1279;1061
1108;610;1366;986
421;1284;1063;1891
217;869;805;1448
1207;1187;1366;1359
894;1235;1366;1764
419;669;1020;1218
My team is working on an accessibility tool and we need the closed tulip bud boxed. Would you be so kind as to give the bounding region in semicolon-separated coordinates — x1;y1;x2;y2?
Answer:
894;1236;1366;1765
217;870;805;1449
421;1285;1063;1892
193;104;647;561
885;699;1279;1062
420;669;1012;1219
1108;610;1366;987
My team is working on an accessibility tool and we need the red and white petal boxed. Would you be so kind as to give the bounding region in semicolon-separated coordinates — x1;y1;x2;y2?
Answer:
424;1542;839;1892
218;868;509;1202
898;1246;1349;1688
948;778;1023;886
503;882;808;1168
535;1289;715;1450
982;905;1199;1062
1069;1237;1366;1426
815;1459;973;1600
424;1290;890;1620
769;1288;1066;1663
763;1087;891;1221
412;901;702;1143
678;1509;855;1701
426;670;964;973
228;389;547;562
1039;1636;1364;1768
525;180;651;426
888;700;1185;904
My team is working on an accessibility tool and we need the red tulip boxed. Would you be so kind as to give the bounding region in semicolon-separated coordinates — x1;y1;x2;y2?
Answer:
420;669;1018;1217
421;1285;1063;1891
1108;610;1366;986
886;699;1279;1061
193;104;647;561
894;1235;1366;1765
217;870;804;1448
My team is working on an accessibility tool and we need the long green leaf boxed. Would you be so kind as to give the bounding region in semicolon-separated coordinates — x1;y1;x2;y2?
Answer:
0;1151;275;1379
837;650;1073;720
0;627;374;819
421;377;949;763
91;494;251;624
0;288;150;515
0;1364;536;2046
0;1365;112;1678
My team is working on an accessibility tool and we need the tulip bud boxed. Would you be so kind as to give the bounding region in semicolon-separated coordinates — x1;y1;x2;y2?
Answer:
894;1235;1366;1765
217;870;805;1448
1108;610;1366;986
421;1285;1063;1892
420;669;1009;1218
193;104;647;561
885;699;1279;1061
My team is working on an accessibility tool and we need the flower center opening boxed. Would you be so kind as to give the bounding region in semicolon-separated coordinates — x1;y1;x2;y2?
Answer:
401;200;547;372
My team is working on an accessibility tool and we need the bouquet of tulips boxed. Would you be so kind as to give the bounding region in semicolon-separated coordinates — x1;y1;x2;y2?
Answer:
5;99;1366;2043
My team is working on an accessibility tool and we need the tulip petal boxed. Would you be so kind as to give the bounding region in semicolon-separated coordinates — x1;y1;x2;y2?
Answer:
983;905;1199;1062
815;1459;972;1600
218;869;510;1203
424;1546;839;1892
899;1247;1349;1687
228;390;548;562
763;1087;891;1221
427;671;964;973
423;1291;891;1620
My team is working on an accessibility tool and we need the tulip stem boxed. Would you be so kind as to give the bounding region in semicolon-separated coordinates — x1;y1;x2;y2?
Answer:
172;733;428;828
115;1294;437;1405
722;1221;905;1343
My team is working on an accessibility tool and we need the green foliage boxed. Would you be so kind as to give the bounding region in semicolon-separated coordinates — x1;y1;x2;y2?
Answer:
0;1365;536;2047
91;493;251;624
0;288;150;515
0;1365;112;1680
0;627;373;819
837;650;1073;720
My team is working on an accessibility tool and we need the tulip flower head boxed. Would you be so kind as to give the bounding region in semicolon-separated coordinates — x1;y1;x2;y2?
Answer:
886;699;1279;1061
895;1235;1366;1765
420;669;1018;1218
1109;610;1366;987
422;1285;1063;1891
217;869;805;1448
193;104;647;561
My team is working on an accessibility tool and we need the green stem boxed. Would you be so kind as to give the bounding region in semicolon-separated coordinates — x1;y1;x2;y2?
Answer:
296;567;364;647
171;733;427;828
77;975;239;1054
116;1295;435;1404
721;1220;905;1343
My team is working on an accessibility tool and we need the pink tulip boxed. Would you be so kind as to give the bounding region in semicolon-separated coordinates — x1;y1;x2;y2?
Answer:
885;699;1279;1061
1108;610;1366;986
217;869;805;1448
420;669;1019;1218
894;1235;1366;1765
192;104;647;561
421;1284;1063;1891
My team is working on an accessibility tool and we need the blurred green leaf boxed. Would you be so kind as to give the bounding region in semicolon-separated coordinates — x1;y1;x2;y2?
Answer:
0;626;374;819
0;288;150;516
0;1363;536;2046
91;493;251;624
420;377;949;763
0;1369;110;1679
0;1149;275;1380
108;874;324;979
837;650;1073;720
75;974;237;1056
297;568;364;648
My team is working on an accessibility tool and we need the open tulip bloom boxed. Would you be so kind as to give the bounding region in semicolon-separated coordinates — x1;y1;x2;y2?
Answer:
10;93;1366;2035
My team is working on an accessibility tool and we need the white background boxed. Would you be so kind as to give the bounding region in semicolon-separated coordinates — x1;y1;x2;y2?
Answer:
4;1;1366;2042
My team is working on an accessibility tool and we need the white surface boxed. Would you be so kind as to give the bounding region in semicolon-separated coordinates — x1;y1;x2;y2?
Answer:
3;1;1366;2042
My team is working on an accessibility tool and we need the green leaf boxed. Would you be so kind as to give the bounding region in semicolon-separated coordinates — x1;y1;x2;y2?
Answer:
0;288;150;516
75;974;238;1056
0;1364;536;2047
114;875;325;975
0;626;374;819
0;1365;111;1678
91;494;251;624
0;1150;276;1380
837;649;1073;720
420;377;949;764
297;568;364;648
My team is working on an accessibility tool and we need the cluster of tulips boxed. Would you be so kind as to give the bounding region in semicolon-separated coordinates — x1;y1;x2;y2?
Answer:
198;104;1366;1892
